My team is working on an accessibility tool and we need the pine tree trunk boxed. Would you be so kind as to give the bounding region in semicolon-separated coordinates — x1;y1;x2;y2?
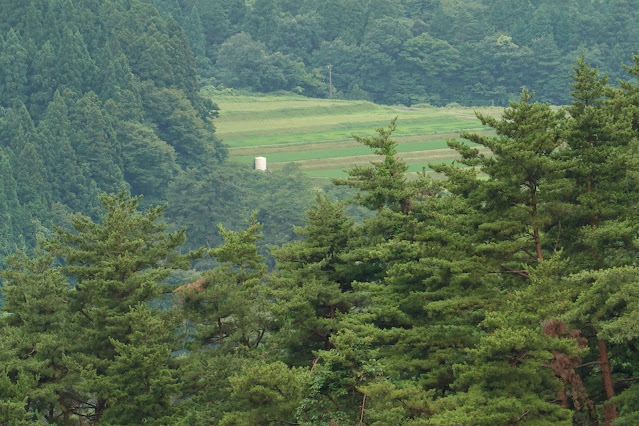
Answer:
534;227;543;261
218;317;224;348
94;398;108;424
585;178;616;423
597;339;618;425
58;392;70;423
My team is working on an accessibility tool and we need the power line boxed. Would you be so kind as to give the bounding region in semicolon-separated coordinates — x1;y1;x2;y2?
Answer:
326;64;333;99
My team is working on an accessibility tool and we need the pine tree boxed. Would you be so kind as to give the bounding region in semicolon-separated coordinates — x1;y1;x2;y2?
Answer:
295;120;494;423
0;370;40;424
428;259;584;425
433;90;564;276
164;16;199;97
0;148;29;259
98;45;144;121
567;266;639;424
560;56;637;269
179;214;269;351
0;252;71;422
37;90;100;216
98;304;181;424
271;193;355;365
1;102;36;152
561;57;639;425
40;192;202;422
54;29;97;94
183;5;207;63
218;360;309;425
334;117;415;214
10;132;51;215
23;3;44;44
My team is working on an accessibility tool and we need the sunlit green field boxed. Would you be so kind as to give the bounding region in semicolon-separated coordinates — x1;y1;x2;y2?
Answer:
205;88;501;179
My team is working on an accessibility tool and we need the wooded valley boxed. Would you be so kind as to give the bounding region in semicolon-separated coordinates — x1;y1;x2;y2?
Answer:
3;1;639;425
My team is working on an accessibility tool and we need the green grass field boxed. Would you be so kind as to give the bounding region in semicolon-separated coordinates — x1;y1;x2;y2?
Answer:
205;88;501;179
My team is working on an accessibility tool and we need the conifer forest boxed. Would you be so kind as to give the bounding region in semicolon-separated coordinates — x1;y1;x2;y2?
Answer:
4;1;639;424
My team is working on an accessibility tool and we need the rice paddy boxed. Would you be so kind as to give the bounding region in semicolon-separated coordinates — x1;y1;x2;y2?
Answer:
205;88;501;180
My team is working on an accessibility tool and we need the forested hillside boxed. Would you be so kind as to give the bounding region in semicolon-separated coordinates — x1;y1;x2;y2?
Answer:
152;0;639;106
5;0;639;425
0;0;314;266
5;59;639;423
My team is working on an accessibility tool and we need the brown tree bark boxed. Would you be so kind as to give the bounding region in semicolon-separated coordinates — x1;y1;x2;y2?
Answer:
533;226;544;261
58;392;70;423
598;339;618;425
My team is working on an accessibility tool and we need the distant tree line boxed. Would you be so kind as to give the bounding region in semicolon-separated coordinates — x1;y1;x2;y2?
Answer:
153;0;639;106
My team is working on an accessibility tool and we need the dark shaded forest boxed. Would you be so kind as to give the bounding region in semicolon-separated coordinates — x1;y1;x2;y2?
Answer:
3;0;639;425
0;0;317;269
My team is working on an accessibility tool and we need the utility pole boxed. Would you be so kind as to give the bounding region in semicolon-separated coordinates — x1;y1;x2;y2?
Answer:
327;64;333;99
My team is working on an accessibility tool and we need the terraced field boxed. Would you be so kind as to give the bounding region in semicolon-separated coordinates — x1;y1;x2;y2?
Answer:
206;88;501;180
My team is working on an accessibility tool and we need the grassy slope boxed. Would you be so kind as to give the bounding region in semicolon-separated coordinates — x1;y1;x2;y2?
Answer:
206;88;501;179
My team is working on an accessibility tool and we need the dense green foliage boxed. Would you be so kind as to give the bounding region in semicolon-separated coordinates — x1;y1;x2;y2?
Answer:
5;57;639;423
153;0;639;106
4;1;639;425
0;0;315;269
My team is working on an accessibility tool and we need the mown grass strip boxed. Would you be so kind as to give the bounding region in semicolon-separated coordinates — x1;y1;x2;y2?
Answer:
228;130;494;156
212;94;498;149
304;162;453;179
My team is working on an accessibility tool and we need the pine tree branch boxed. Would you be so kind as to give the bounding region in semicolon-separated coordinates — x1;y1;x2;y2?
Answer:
490;268;529;278
575;360;601;369
79;308;94;322
356;393;367;426
311;356;321;372
517;409;530;422
615;376;639;383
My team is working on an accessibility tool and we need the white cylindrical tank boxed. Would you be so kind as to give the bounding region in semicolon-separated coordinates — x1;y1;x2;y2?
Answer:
254;156;267;171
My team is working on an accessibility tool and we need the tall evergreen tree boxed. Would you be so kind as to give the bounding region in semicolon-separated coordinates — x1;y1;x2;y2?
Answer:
37;90;100;215
334;118;415;214
0;252;71;422
0;102;36;152
98;42;144;121
39;192;201;422
0;29;28;106
28;41;57;118
560;56;637;269
179;214;269;351
271;194;354;365
433;90;564;275
54;29;97;94
10;131;51;214
68;91;125;193
562;56;639;425
0;149;29;261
